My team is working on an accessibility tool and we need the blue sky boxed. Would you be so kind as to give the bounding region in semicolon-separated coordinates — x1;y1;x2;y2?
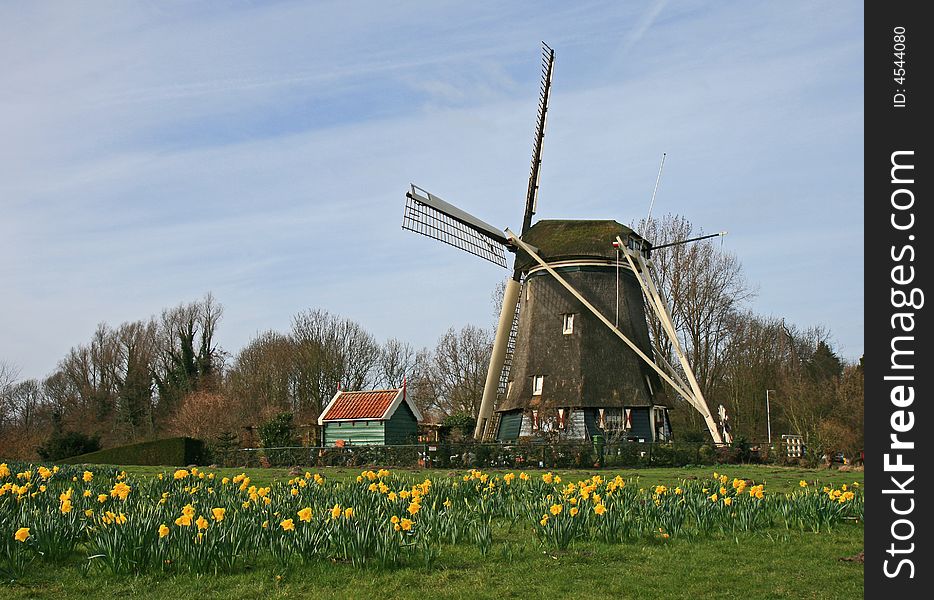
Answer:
0;1;863;380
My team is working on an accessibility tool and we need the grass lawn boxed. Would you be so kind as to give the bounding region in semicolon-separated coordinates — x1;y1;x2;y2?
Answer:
4;525;864;599
5;465;863;599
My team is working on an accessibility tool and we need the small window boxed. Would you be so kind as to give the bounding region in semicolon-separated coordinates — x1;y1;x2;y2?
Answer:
562;313;574;335
532;375;544;395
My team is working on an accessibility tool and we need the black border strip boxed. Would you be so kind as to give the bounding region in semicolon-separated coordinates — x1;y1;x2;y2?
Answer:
865;1;931;593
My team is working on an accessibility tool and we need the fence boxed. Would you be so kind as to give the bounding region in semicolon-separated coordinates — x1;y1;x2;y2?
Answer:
213;439;765;470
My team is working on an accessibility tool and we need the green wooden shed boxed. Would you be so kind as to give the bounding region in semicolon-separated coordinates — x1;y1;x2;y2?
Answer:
317;387;422;447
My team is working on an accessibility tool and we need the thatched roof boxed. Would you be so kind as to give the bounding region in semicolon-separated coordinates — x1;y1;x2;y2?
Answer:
515;220;645;272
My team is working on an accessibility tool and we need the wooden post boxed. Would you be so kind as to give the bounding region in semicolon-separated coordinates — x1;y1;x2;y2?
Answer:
474;278;521;439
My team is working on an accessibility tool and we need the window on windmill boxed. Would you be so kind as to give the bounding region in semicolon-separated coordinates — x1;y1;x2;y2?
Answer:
604;409;625;432
532;375;544;395
562;313;574;334
627;235;642;252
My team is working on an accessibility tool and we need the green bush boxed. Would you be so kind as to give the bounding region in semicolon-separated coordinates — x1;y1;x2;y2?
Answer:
440;413;476;441
37;431;101;461
60;437;207;467
259;413;298;466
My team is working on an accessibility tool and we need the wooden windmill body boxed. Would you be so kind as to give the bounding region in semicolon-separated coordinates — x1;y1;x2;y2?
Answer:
401;44;726;445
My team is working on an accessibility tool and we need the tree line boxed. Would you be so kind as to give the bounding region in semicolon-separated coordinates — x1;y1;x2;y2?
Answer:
0;214;862;461
0;297;492;460
637;215;862;459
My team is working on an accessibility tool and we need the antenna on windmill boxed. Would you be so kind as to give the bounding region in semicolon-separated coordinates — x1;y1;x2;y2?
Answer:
645;152;666;224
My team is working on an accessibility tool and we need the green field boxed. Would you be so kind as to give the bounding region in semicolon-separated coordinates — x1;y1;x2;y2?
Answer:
4;465;863;599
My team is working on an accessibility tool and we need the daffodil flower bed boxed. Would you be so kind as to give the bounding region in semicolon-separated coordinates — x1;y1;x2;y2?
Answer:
0;462;863;579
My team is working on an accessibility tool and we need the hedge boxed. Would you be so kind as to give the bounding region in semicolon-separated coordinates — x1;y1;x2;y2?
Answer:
59;437;207;467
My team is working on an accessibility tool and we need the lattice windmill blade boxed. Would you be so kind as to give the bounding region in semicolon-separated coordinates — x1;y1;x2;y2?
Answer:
402;184;510;268
521;42;555;235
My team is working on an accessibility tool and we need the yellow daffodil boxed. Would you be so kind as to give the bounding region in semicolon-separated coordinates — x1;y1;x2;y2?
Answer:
175;514;192;527
110;482;131;500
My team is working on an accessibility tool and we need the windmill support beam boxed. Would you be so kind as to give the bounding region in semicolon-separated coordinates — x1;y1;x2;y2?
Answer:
616;236;724;445
505;230;700;413
474;278;521;439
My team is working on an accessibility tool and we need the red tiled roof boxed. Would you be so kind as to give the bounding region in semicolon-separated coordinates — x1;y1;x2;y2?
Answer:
320;389;401;421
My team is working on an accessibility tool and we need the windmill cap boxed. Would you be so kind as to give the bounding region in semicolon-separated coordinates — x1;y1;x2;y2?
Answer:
515;220;648;272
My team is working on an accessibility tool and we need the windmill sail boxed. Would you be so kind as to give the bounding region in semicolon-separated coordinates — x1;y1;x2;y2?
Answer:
521;42;555;235
403;185;509;268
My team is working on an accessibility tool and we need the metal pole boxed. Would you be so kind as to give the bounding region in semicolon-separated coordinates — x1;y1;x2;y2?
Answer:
646;152;666;223
766;389;774;445
615;245;620;327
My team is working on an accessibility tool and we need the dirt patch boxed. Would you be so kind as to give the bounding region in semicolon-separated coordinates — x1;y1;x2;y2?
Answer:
839;551;864;563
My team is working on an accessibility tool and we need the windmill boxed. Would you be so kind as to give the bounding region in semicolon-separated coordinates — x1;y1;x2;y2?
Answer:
401;44;725;445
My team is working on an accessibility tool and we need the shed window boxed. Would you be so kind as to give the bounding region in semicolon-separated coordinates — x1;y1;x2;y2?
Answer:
532;375;544;395
562;313;574;334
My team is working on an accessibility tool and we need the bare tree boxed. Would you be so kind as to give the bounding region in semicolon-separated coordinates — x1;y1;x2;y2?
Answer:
375;338;419;389
153;293;225;417
717;312;788;439
290;309;380;419
8;379;44;432
635;214;754;430
427;325;492;417
226;330;295;419
0;361;20;429
113;320;158;438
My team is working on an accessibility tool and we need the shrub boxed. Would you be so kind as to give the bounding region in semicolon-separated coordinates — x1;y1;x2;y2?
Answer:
440;413;476;441
60;437;207;466
37;431;101;461
259;413;297;466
